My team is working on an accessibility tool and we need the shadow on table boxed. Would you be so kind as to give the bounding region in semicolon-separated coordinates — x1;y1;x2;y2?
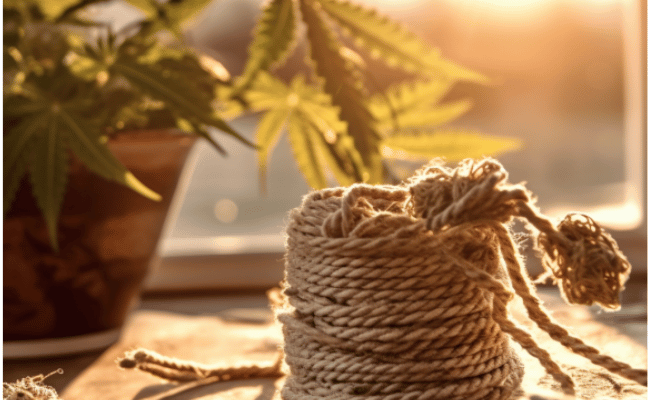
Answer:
132;378;278;400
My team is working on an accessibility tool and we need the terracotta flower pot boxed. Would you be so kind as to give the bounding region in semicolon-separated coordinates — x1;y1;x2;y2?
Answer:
3;130;196;348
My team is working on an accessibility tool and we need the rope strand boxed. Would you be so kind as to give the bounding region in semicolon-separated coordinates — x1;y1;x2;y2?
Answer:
118;348;283;382
494;223;646;386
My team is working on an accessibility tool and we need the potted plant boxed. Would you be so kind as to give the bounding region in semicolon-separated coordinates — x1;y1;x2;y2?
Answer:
3;0;520;354
3;0;255;353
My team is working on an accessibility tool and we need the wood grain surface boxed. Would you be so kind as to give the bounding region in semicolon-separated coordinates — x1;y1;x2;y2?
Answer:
58;291;647;400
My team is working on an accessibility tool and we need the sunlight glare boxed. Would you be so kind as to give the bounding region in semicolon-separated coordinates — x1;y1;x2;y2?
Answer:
435;0;620;24
448;0;619;7
362;0;429;9
547;200;643;231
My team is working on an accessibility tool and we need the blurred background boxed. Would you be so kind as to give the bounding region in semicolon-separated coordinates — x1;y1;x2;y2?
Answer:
88;0;645;291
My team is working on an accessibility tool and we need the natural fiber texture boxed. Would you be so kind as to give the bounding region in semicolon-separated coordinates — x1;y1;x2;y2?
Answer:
118;348;283;382
3;369;63;400
277;158;646;400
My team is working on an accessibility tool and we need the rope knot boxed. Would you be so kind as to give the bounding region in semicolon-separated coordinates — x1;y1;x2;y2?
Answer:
537;213;631;310
407;158;528;231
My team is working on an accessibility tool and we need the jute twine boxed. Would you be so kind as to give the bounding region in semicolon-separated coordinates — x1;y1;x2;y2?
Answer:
119;158;646;400
276;158;646;399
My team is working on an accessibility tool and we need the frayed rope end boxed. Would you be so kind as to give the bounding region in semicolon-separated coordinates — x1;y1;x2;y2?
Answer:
538;213;631;311
117;349;150;369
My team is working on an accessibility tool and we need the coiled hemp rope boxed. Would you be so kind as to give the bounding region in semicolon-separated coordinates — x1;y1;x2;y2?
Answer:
119;158;645;399
277;158;646;399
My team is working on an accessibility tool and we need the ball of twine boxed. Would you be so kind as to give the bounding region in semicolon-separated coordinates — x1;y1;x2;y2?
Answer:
277;158;646;400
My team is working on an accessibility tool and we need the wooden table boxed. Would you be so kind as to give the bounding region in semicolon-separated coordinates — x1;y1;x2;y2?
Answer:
4;284;647;400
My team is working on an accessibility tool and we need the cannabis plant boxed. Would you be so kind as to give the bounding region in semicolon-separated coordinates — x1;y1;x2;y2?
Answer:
4;0;254;249
225;0;521;191
3;0;520;250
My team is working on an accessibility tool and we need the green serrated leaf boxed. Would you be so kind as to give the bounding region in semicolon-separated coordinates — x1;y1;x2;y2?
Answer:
377;100;472;132
58;106;161;201
3;117;44;216
218;71;300;120
67;52;107;81
367;79;454;122
239;70;291;112
256;107;291;193
215;94;247;120
3;152;28;217
382;131;522;161
316;0;488;83
257;107;291;150
291;75;347;135
28;113;68;250
113;55;206;109
124;0;213;36
4;111;44;176
287;75;365;184
111;58;255;148
235;0;297;93
164;0;214;30
184;119;227;155
287;112;327;189
316;0;435;71
300;0;380;183
300;114;361;186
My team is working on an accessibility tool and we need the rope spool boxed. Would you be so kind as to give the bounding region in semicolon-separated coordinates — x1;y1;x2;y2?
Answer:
277;158;646;400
